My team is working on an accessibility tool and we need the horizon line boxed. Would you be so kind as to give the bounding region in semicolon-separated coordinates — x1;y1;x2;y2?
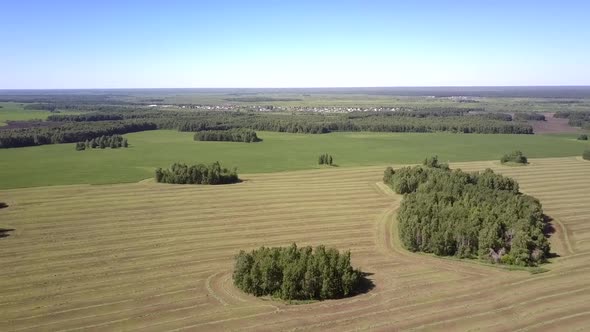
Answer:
2;85;590;91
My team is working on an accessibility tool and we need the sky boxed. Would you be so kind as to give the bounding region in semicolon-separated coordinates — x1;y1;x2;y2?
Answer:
1;0;589;89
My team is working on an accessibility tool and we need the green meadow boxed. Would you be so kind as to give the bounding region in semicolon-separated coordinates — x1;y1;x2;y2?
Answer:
0;102;54;125
0;130;588;189
0;102;82;126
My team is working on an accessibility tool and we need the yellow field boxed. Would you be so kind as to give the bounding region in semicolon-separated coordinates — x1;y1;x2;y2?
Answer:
1;157;590;331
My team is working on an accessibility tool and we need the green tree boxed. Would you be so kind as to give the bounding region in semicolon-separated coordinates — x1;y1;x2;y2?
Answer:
501;151;527;164
232;244;362;301
387;161;549;267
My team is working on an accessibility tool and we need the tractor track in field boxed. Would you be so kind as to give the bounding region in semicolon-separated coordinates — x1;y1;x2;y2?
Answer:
1;157;589;331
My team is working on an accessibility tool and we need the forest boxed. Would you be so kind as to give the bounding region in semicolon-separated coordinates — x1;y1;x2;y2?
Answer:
383;157;549;266
155;162;239;184
233;243;363;301
0;106;537;148
193;128;260;143
0;121;155;148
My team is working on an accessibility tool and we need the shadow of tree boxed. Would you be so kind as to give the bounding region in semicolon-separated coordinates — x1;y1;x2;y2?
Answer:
351;272;376;296
0;228;14;239
543;214;560;259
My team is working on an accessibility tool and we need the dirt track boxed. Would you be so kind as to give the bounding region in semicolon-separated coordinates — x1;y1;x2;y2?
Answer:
1;157;590;331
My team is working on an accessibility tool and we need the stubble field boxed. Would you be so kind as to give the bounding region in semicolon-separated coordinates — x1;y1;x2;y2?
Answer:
1;157;590;331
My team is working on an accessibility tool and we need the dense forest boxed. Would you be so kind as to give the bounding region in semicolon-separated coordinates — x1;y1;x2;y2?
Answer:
1;106;537;149
155;162;239;185
501;151;528;164
76;135;128;150
193;128;260;143
233;244;363;301
383;157;549;266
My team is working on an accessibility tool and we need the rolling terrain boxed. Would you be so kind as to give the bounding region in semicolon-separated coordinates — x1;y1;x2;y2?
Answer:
1;157;589;330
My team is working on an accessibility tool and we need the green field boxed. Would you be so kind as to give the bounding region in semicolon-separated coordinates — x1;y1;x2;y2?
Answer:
0;102;55;125
137;92;590;112
0;102;83;126
1;130;588;189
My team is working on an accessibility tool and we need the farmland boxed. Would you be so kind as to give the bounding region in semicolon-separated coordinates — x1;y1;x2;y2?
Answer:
0;102;55;126
0;102;81;126
1;157;589;330
1;130;589;189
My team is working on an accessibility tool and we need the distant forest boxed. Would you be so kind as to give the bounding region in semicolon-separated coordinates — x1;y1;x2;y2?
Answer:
555;111;590;129
1;104;538;148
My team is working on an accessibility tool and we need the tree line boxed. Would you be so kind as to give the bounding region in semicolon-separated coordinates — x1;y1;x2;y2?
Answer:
233;243;363;301
155;162;239;185
1;108;537;149
23;103;58;112
44;108;536;135
193;128;260;143
0;121;156;148
49;113;125;122
513;113;546;121
75;135;128;150
383;157;549;266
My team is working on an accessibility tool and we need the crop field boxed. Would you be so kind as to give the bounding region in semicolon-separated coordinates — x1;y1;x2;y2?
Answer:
1;130;589;189
1;157;589;330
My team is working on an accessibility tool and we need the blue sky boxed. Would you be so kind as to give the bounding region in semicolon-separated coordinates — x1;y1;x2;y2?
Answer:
1;0;589;88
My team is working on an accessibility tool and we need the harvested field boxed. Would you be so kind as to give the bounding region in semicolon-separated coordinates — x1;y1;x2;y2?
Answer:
530;112;581;134
1;157;590;331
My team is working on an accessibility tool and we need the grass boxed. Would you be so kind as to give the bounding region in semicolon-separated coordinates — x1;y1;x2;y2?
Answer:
1;157;588;330
0;102;53;125
1;130;589;188
0;102;81;125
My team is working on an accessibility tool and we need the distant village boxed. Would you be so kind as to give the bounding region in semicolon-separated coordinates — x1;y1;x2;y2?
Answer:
147;103;408;114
